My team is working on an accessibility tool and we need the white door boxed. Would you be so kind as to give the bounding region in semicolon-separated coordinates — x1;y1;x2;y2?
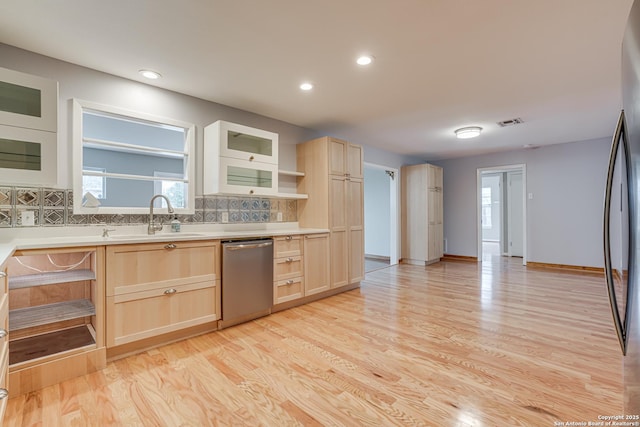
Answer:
508;171;524;257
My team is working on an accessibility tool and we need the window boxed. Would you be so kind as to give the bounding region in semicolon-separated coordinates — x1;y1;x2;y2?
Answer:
153;171;185;209
481;187;492;228
72;99;195;214
82;166;106;199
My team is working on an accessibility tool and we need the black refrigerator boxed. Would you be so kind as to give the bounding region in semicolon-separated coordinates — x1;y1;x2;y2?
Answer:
605;0;640;413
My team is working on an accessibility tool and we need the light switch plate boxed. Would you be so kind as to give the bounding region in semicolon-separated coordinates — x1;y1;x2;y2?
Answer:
277;212;283;222
221;211;229;223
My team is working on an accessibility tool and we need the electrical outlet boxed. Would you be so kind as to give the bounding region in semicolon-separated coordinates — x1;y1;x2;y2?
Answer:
221;211;229;223
277;211;283;222
21;210;35;226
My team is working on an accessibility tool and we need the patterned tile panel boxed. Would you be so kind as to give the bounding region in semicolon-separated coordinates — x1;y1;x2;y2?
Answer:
0;185;300;227
42;208;65;226
0;187;12;206
0;208;13;227
43;189;65;207
16;188;41;207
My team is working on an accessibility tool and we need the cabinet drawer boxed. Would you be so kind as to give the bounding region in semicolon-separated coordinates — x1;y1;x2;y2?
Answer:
274;236;302;258
274;256;303;281
274;277;303;304
106;281;220;347
106;241;218;296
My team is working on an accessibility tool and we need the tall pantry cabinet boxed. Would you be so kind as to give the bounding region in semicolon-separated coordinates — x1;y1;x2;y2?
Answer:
296;137;364;287
402;163;444;265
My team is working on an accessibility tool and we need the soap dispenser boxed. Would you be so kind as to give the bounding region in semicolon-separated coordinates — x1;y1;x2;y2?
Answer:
170;214;181;232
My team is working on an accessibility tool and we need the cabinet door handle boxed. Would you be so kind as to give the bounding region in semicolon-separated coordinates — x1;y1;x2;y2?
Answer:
286;257;294;262
0;329;7;339
249;189;254;195
249;155;255;161
0;388;7;400
164;243;177;249
164;288;177;295
285;235;293;240
286;280;294;285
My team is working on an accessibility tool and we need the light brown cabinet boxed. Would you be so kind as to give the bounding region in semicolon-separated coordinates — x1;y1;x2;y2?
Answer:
0;260;7;421
297;137;364;288
105;240;220;348
402;163;444;265
273;236;304;304
6;246;106;397
303;233;330;296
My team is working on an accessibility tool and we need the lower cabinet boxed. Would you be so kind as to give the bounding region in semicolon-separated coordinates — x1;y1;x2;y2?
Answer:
304;233;330;295
273;235;304;304
105;240;220;348
273;233;331;305
6;246;106;397
0;260;8;421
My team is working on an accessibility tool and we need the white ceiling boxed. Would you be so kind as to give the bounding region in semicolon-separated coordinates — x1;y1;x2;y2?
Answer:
0;0;634;160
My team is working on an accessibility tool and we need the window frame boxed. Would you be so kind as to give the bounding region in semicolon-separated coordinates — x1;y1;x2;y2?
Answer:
72;98;195;214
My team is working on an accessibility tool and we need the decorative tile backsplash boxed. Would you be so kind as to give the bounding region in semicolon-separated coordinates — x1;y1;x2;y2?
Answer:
0;186;298;228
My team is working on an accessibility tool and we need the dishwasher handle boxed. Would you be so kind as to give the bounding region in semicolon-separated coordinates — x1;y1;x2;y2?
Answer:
225;241;273;251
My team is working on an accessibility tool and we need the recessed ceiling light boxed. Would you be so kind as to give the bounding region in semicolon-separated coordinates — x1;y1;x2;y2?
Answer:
300;82;313;91
454;126;483;139
356;55;373;66
139;69;162;79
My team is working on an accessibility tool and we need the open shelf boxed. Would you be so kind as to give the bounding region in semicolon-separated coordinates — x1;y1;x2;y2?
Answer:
278;169;305;177
9;299;96;331
8;269;95;290
9;325;96;365
274;192;308;199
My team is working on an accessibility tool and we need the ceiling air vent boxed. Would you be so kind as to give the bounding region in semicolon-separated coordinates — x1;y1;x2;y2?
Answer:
497;117;524;127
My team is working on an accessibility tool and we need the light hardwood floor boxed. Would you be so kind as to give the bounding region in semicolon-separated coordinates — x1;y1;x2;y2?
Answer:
5;259;623;426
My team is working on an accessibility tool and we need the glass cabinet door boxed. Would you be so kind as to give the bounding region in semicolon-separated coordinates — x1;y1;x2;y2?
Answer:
215;120;278;165
0;124;56;186
0;66;57;133
218;157;278;195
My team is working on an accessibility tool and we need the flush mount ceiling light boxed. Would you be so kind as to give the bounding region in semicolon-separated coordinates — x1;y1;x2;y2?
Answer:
139;69;162;79
299;82;314;91
454;126;483;139
356;55;374;66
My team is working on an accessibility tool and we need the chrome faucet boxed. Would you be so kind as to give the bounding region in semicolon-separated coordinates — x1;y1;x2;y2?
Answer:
148;194;175;234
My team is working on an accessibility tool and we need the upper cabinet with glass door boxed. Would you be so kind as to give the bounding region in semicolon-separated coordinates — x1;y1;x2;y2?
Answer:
204;120;279;195
0;66;57;133
0;67;58;186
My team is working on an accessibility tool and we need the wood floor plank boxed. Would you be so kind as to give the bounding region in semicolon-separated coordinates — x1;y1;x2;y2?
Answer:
5;259;624;425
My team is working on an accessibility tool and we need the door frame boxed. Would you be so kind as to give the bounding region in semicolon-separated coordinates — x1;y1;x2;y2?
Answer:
364;162;400;265
476;164;527;265
506;170;524;257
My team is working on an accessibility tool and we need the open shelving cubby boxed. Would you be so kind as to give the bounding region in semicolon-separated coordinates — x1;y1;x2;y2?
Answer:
7;248;101;366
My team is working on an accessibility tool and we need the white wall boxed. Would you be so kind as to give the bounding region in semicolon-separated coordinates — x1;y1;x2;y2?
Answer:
433;137;611;268
0;43;320;192
0;43;428;197
364;166;390;257
362;144;424;171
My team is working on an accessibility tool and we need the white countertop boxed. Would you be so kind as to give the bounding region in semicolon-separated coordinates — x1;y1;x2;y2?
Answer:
0;223;329;265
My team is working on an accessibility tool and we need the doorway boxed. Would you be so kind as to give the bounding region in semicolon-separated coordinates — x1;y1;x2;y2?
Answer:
364;163;399;272
477;165;526;264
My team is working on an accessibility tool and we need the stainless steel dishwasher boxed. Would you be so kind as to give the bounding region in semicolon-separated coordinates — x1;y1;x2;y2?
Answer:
220;238;273;329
